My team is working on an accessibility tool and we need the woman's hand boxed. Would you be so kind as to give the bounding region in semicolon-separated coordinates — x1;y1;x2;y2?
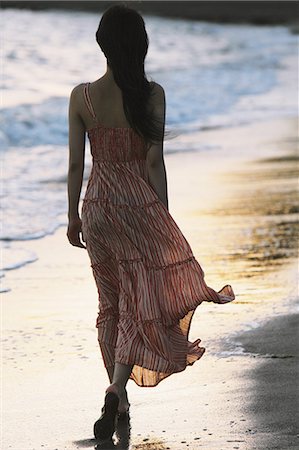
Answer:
67;217;86;249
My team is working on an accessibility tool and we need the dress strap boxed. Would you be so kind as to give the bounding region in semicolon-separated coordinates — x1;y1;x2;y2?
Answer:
83;82;97;121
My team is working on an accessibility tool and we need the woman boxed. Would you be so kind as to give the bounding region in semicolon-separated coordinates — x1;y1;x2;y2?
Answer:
67;4;235;441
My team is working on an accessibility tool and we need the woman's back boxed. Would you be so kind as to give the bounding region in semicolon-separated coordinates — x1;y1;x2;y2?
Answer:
83;80;149;166
84;77;132;131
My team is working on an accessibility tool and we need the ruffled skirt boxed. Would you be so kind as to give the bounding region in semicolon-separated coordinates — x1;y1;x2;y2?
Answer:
82;193;235;387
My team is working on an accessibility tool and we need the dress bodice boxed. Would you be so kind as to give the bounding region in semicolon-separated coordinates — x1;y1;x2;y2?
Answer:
87;125;148;163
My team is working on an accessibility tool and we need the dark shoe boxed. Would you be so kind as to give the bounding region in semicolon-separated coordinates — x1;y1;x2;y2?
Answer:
95;438;115;450
94;391;120;440
114;411;131;446
101;405;130;422
117;410;130;421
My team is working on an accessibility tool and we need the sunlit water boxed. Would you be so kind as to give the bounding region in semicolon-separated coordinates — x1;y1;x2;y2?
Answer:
1;8;298;289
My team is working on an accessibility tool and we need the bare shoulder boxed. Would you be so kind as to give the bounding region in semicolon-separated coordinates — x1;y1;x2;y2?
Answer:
70;83;86;101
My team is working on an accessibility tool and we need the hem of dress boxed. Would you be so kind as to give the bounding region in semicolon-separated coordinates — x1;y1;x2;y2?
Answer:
114;350;205;388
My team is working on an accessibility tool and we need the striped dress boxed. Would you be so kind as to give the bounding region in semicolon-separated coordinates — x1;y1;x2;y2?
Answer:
81;82;235;387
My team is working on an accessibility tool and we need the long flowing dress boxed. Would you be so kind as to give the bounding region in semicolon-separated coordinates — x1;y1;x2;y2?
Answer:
81;82;235;387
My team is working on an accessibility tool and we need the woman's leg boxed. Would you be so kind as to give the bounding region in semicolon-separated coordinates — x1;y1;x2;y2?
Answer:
112;362;133;390
112;362;133;393
107;362;133;412
106;363;131;412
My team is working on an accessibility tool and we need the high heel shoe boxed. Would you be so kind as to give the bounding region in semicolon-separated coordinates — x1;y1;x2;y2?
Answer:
94;384;120;440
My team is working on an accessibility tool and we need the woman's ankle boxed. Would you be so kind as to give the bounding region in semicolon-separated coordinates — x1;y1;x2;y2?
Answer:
106;383;128;400
106;382;120;395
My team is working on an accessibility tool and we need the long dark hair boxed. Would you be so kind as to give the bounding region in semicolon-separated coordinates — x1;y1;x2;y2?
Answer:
96;4;163;144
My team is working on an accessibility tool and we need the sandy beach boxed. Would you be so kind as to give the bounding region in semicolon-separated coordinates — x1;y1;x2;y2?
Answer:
2;115;298;450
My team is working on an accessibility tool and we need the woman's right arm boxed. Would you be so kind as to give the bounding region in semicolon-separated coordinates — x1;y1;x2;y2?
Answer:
146;83;169;211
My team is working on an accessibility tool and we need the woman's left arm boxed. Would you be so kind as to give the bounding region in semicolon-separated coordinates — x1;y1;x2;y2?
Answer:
67;85;86;249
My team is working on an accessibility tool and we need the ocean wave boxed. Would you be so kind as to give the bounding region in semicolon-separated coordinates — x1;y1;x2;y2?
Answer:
0;245;39;294
0;97;68;149
1;246;38;271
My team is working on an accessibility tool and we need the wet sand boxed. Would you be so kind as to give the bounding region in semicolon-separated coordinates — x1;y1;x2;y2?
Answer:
231;313;299;450
2;116;298;449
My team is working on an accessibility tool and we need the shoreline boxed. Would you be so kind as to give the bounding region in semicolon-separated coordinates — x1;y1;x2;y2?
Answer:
2;115;298;449
2;1;299;27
